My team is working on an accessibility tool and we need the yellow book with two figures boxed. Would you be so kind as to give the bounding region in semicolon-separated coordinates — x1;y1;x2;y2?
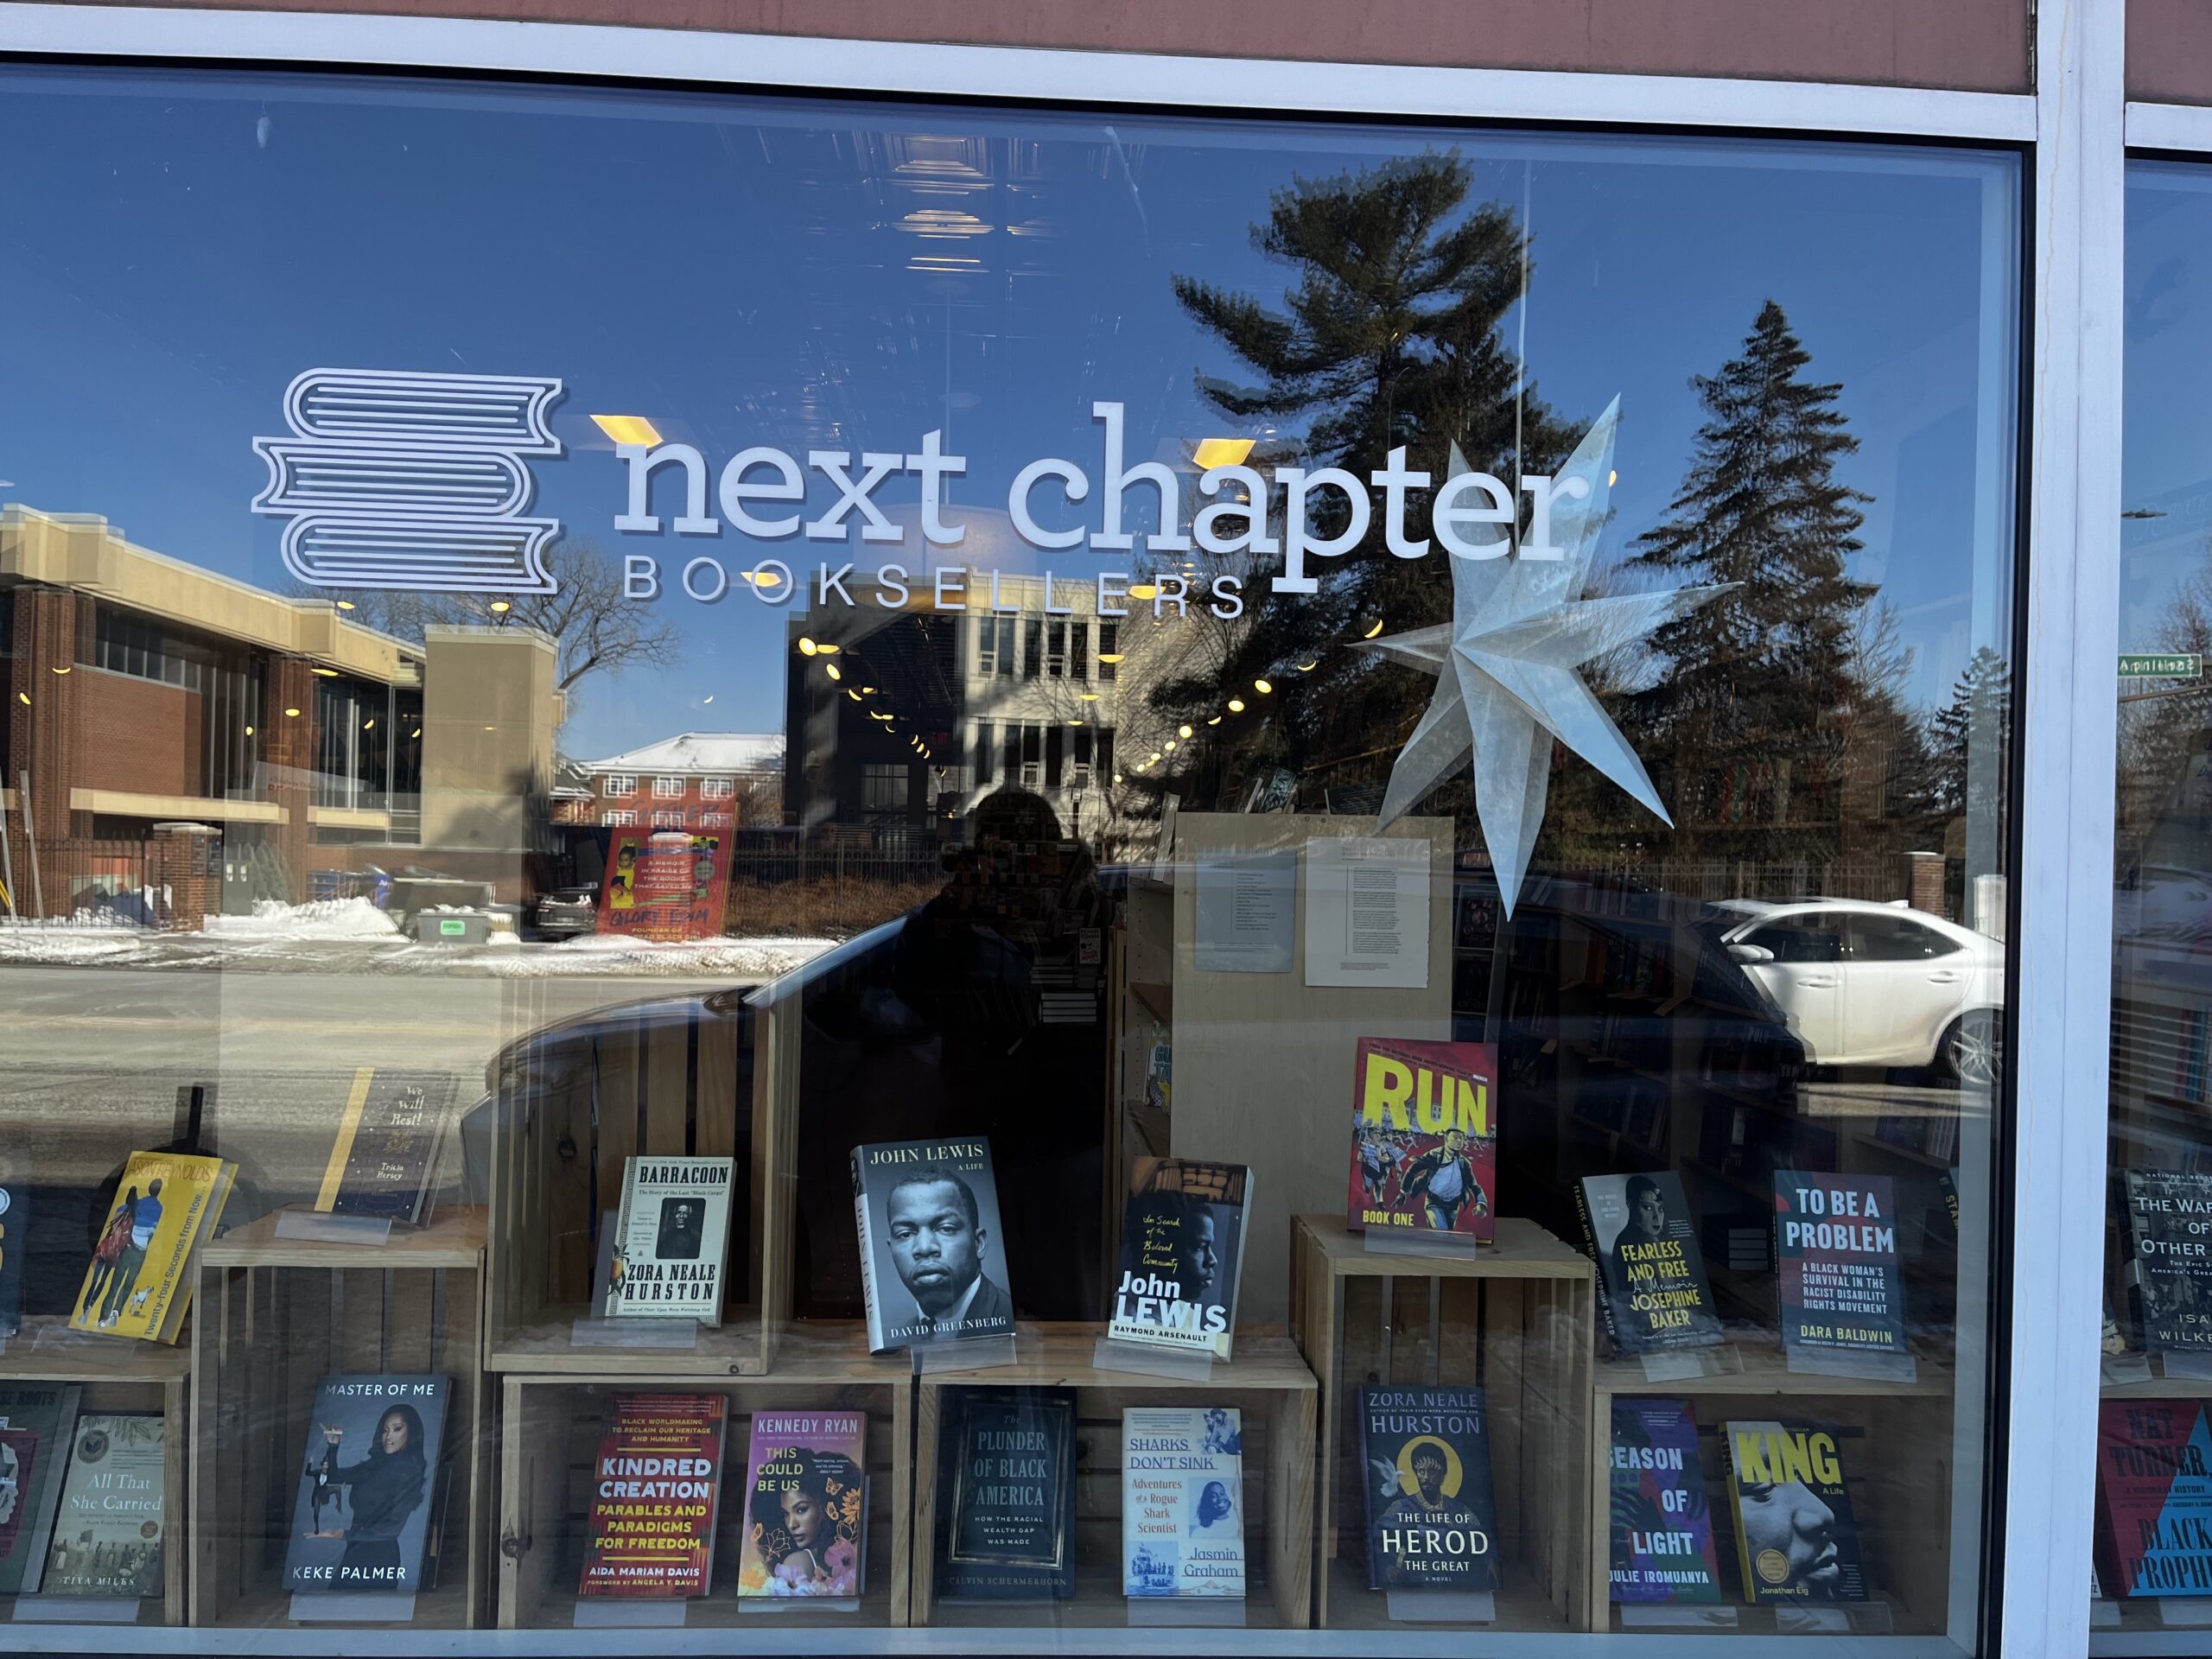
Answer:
70;1152;235;1344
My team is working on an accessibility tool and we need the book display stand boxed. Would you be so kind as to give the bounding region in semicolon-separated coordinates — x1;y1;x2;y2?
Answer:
270;1209;396;1248
1290;1212;1595;1635
0;1317;189;1627
189;1206;488;1630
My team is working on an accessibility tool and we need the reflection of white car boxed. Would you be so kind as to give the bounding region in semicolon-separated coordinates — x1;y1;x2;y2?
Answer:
1714;899;2005;1084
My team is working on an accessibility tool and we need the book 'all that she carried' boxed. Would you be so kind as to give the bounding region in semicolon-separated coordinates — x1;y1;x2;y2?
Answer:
736;1410;866;1599
578;1393;727;1598
1122;1407;1244;1599
604;1157;734;1325
1346;1037;1497;1243
41;1414;165;1599
283;1376;450;1595
851;1139;1014;1354
1107;1159;1249;1362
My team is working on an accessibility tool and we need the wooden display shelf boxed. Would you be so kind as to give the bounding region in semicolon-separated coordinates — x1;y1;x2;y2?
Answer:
2095;1597;2212;1651
910;1325;1316;1630
189;1209;488;1630
485;987;779;1376
1588;1372;1956;1637
0;1314;190;1626
496;1330;911;1630
1290;1212;1595;1634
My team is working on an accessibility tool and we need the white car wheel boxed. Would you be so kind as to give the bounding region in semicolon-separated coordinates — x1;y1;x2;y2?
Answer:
1941;1008;2002;1088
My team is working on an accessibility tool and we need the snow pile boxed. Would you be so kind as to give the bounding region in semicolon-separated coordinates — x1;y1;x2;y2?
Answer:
200;896;403;942
0;912;149;964
476;932;836;979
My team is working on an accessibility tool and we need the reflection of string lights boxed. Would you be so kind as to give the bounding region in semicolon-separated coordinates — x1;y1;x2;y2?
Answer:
825;663;842;681
1228;698;1245;713
1207;715;1221;726
489;600;512;614
798;637;817;655
1254;678;1273;695
1363;619;1384;639
1178;724;1193;738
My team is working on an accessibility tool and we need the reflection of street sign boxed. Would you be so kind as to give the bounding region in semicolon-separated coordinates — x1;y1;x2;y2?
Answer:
439;918;467;936
2120;653;2202;678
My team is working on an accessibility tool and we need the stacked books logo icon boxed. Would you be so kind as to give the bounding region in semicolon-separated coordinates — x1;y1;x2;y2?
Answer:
252;367;565;594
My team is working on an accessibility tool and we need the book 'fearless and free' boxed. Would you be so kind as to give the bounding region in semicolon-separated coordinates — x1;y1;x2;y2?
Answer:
1609;1399;1724;1604
2096;1399;2212;1597
578;1393;727;1599
736;1410;865;1599
1346;1038;1497;1243
1108;1159;1250;1361
1356;1386;1499;1593
604;1156;734;1325
1722;1421;1866;1604
1577;1173;1723;1356
1122;1407;1244;1599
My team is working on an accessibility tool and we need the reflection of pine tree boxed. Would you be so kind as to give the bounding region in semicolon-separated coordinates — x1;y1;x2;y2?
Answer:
1153;154;1576;808
1924;645;2012;822
1620;301;1877;871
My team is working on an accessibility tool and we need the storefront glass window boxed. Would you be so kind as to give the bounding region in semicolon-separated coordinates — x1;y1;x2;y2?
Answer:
0;66;2018;1652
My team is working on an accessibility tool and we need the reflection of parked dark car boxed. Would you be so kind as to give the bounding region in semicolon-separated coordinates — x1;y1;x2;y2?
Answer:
533;884;598;938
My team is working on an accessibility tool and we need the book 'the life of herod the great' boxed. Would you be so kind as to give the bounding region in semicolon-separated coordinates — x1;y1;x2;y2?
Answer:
1577;1173;1723;1356
578;1394;727;1598
2096;1399;2212;1597
1356;1386;1500;1593
0;1384;79;1597
1609;1399;1724;1605
41;1414;165;1599
851;1139;1014;1354
314;1068;459;1225
934;1387;1075;1601
283;1376;450;1595
2123;1169;2212;1356
1122;1407;1244;1599
1347;1037;1497;1243
604;1157;734;1324
736;1411;866;1599
1108;1159;1250;1362
1723;1421;1866;1605
1773;1172;1908;1358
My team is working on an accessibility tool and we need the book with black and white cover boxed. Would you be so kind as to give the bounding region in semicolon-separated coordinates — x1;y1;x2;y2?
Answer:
1108;1159;1249;1361
604;1157;734;1325
851;1139;1014;1354
2125;1169;2212;1355
1576;1173;1723;1356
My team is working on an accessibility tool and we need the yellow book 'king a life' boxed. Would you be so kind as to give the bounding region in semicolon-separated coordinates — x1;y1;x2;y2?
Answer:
70;1151;235;1344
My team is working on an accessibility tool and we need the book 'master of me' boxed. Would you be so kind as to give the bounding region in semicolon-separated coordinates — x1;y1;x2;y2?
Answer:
283;1375;449;1594
2097;1399;2212;1597
579;1394;727;1598
1357;1386;1499;1593
1346;1037;1497;1243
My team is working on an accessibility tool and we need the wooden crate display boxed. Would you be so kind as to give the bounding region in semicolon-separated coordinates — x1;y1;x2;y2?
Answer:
188;1208;487;1629
1290;1211;1595;1634
0;1316;190;1626
1592;1342;1957;1636
495;1333;911;1629
911;1326;1317;1630
484;988;779;1375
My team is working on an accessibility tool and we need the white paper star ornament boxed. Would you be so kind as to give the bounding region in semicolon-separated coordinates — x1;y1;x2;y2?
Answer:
1370;397;1732;916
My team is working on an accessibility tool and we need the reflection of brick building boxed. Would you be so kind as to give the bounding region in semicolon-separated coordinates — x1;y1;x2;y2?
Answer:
1;505;563;918
571;732;783;833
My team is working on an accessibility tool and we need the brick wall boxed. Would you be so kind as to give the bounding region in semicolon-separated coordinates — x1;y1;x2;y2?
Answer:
73;670;206;798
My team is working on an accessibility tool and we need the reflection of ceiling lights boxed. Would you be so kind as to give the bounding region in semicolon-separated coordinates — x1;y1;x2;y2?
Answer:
907;256;986;275
825;664;842;682
1080;692;1100;702
1128;583;1159;601
311;666;339;677
590;414;663;446
899;208;994;238
1228;698;1245;713
1192;437;1255;469
798;638;817;655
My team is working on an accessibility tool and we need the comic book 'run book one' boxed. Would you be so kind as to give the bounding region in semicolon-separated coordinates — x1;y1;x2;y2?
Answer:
1609;1399;1724;1604
604;1157;734;1325
283;1376;450;1595
851;1138;1014;1354
1577;1173;1723;1356
1773;1171;1908;1357
1723;1421;1866;1605
578;1394;728;1599
2123;1169;2212;1355
1356;1387;1500;1593
1108;1159;1250;1362
1346;1038;1497;1243
737;1411;866;1599
934;1388;1076;1602
2096;1399;2212;1597
1122;1407;1244;1599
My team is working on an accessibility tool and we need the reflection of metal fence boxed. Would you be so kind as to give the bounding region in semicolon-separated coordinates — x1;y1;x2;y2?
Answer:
34;837;152;918
722;846;944;936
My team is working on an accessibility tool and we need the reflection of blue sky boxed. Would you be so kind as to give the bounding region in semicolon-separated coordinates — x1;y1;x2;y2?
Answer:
0;69;2015;758
2126;166;2212;653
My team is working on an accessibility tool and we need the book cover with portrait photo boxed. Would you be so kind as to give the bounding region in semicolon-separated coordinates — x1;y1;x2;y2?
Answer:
283;1375;449;1595
851;1138;1014;1353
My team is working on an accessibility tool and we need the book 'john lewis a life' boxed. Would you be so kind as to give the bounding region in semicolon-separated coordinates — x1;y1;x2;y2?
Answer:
1346;1037;1497;1243
851;1138;1014;1353
1357;1386;1499;1593
2096;1399;2212;1597
934;1388;1075;1602
578;1394;727;1599
1723;1421;1866;1605
604;1157;734;1325
41;1414;164;1599
283;1376;449;1595
1122;1407;1244;1599
1609;1399;1724;1605
736;1410;865;1599
1577;1173;1723;1357
1108;1159;1249;1361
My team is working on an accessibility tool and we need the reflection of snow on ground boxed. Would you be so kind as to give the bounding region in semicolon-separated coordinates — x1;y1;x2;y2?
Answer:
200;897;403;942
0;914;148;964
472;933;836;979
